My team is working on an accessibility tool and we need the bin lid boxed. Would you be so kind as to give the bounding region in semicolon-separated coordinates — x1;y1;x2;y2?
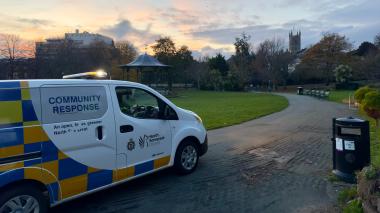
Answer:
336;117;365;123
335;117;368;127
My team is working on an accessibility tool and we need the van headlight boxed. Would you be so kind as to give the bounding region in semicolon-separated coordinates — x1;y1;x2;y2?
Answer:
193;114;203;123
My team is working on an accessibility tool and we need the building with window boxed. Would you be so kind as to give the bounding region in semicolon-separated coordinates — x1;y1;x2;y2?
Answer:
36;29;114;59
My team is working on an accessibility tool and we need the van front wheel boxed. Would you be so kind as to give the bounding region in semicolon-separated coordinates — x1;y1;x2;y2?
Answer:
0;185;48;213
174;140;199;174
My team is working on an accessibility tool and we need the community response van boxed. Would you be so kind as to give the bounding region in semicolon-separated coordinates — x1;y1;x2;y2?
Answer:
0;79;207;212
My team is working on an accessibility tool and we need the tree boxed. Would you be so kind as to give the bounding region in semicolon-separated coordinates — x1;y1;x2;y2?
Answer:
0;34;35;79
296;33;352;84
355;42;378;56
87;41;116;70
229;33;255;89
192;57;208;89
200;69;223;91
334;64;353;83
176;45;193;67
111;41;138;80
174;45;194;85
208;53;229;76
151;37;176;64
152;37;177;90
115;41;138;64
254;38;292;88
375;33;380;48
234;33;252;57
48;39;79;78
151;37;197;90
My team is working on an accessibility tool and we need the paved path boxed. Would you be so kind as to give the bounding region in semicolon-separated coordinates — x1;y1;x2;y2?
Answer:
53;94;355;213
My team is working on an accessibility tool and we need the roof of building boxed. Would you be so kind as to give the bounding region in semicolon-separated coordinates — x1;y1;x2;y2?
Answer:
119;53;169;68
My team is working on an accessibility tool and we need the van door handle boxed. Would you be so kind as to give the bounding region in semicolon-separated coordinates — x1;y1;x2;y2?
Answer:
96;126;103;140
120;125;134;133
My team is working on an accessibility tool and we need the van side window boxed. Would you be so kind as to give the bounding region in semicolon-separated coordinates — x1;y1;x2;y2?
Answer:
116;87;162;119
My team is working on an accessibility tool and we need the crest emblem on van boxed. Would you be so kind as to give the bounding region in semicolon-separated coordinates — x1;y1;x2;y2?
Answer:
127;139;135;151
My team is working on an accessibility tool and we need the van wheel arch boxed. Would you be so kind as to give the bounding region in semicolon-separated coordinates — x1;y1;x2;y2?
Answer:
0;179;50;212
173;136;201;175
0;179;48;194
177;136;201;152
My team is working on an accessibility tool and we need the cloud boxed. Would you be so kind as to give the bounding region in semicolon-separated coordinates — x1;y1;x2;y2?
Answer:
189;9;375;52
15;17;51;26
99;19;156;40
155;6;260;33
0;13;58;40
98;19;160;49
192;45;233;59
276;0;363;12
0;13;54;28
159;7;202;27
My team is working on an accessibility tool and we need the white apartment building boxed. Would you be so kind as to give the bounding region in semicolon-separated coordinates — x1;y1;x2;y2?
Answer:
65;29;114;47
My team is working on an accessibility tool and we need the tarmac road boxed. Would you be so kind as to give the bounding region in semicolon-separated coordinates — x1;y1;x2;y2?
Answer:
53;93;355;213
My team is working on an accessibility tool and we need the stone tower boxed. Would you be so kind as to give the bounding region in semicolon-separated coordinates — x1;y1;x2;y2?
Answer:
289;30;301;53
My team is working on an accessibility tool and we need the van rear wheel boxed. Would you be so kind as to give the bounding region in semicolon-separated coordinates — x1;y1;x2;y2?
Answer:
174;140;199;174
0;185;48;213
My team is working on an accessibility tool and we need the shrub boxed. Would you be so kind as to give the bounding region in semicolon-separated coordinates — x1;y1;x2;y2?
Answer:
362;90;380;127
334;64;353;83
362;165;378;180
354;86;376;104
338;187;358;204
343;199;363;213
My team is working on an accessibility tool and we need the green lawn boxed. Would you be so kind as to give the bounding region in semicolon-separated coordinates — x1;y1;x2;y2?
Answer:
328;90;356;104
360;113;380;168
170;90;289;130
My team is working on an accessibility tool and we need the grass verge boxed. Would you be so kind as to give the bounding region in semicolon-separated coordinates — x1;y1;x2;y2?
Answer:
365;114;380;168
170;90;289;130
338;187;363;213
328;90;356;104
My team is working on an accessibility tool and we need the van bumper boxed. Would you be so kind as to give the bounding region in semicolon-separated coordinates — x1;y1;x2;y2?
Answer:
199;135;208;156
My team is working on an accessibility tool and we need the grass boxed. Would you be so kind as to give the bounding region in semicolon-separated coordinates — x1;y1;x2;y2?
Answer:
338;187;363;213
170;90;289;130
328;90;356;104
366;116;380;168
343;199;363;213
338;187;357;204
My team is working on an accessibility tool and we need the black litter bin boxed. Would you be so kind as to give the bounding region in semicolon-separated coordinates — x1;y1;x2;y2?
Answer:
332;117;370;183
297;87;304;95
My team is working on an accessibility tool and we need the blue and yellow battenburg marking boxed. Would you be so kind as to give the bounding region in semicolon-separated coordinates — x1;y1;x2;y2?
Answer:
0;81;170;204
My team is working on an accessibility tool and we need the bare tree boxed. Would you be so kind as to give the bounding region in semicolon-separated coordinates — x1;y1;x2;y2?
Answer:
254;38;291;88
0;34;34;79
375;33;380;48
115;41;138;64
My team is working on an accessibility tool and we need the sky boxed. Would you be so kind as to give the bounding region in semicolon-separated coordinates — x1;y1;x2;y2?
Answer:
0;0;379;58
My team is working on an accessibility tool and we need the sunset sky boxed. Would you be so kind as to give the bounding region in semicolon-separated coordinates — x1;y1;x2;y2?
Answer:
0;0;379;58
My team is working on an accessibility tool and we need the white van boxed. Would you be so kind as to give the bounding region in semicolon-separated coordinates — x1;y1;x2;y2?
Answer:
0;79;207;212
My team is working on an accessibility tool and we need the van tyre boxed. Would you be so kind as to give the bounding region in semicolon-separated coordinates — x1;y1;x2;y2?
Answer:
0;185;48;213
174;140;199;175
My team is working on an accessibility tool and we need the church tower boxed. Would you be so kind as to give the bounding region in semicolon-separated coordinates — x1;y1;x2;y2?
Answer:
289;30;301;53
